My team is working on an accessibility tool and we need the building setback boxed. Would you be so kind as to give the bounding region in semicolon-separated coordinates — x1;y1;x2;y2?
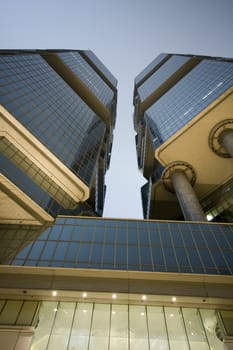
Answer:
0;51;232;350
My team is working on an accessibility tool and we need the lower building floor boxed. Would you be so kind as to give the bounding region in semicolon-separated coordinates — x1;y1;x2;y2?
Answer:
0;295;233;350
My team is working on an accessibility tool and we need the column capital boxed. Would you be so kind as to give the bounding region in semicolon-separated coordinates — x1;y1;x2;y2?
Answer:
209;119;233;158
161;161;196;193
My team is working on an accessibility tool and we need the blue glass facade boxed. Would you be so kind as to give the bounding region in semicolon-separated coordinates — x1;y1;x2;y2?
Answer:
0;54;106;185
145;59;233;148
135;53;168;86
81;50;118;88
0;50;117;218
0;153;61;213
138;55;191;102
1;217;232;275
58;52;114;109
0;152;104;217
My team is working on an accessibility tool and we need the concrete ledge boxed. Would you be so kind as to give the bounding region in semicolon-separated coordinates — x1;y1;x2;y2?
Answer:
0;265;232;307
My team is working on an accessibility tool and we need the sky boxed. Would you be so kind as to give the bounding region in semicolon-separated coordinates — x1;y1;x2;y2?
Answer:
1;0;233;219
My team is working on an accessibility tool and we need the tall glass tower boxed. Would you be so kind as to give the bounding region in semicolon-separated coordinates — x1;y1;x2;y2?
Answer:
133;53;233;222
0;49;117;223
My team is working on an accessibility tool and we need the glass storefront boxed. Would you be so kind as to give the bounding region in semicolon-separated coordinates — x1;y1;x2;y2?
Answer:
28;302;225;350
0;299;232;350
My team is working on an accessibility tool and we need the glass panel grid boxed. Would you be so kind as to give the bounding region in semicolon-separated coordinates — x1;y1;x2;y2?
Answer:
138;55;190;101
28;302;227;350
0;53;106;185
58;52;114;108
145;58;233;147
0;300;39;326
82;50;117;87
135;53;167;86
1;217;232;275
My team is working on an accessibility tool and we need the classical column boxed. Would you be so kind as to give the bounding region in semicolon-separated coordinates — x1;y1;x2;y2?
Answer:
170;169;207;222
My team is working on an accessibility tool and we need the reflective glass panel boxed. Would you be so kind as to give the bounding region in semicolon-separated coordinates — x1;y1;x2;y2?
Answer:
164;307;189;350
146;58;233;147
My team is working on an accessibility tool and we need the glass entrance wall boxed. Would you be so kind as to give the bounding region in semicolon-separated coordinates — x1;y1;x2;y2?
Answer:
29;301;225;350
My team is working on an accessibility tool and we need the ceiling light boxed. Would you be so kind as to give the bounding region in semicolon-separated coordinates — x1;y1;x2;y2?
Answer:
142;295;147;301
141;312;145;316
82;292;87;298
52;291;57;296
172;296;176;302
206;214;214;221
112;294;117;299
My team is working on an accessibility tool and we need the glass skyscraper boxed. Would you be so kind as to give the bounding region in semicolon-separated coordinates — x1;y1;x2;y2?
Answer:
0;51;232;350
0;49;117;222
133;53;233;223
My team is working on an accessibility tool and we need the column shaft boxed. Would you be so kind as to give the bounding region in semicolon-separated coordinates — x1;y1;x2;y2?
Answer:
219;129;233;157
170;169;207;222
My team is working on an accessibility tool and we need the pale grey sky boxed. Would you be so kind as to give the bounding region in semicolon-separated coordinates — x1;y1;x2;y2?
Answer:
1;0;233;218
